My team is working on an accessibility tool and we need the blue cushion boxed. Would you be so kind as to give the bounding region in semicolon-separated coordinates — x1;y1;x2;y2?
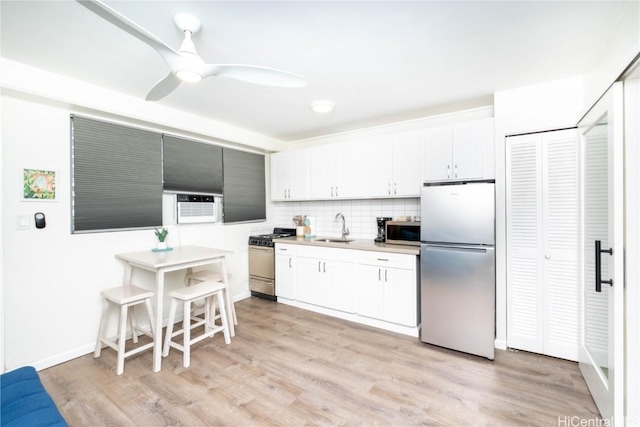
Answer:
1;366;68;427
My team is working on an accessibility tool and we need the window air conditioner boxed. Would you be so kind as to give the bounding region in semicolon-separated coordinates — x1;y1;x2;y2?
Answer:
176;193;221;224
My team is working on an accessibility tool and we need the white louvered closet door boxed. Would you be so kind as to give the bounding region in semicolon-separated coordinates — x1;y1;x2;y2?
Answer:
506;129;580;360
541;130;580;361
506;133;543;353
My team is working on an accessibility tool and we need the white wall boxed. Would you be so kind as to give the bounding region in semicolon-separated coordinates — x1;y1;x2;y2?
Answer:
0;93;277;372
0;59;287;154
0;94;4;372
581;0;640;116
623;64;640;427
290;106;493;149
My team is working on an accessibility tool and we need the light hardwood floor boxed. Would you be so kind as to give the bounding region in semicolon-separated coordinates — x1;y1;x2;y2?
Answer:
41;297;600;426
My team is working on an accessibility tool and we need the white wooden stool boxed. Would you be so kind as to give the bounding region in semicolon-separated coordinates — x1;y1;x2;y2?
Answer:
95;285;155;375
163;280;231;368
184;270;237;325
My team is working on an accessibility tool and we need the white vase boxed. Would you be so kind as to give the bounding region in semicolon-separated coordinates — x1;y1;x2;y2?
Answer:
156;242;167;250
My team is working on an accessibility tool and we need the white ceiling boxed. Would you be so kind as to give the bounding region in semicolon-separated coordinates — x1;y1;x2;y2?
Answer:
0;1;634;141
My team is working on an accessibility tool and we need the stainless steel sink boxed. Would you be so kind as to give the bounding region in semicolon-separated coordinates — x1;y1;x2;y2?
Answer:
314;238;354;243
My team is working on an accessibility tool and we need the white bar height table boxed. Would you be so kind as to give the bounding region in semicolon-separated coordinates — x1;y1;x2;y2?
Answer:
115;245;234;372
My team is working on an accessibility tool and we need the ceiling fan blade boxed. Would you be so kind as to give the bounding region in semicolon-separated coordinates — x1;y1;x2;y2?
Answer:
75;0;182;70
145;73;181;101
202;64;306;88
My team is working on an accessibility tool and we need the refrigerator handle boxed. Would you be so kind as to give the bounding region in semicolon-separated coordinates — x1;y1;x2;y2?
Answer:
423;244;491;254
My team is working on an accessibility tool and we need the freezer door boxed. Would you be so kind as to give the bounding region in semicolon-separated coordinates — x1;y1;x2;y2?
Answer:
420;243;495;359
421;181;495;245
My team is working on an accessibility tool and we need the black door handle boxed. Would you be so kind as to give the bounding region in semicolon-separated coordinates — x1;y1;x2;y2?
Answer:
595;240;613;292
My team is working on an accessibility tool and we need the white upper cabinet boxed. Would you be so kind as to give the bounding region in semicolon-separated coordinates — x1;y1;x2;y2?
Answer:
364;135;393;198
422;125;453;181
364;130;422;197
271;116;492;201
392;130;423;196
422;118;494;181
271;150;308;201
308;141;366;199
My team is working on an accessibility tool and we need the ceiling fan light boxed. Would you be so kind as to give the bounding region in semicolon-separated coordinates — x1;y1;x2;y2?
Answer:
311;100;335;113
176;69;202;83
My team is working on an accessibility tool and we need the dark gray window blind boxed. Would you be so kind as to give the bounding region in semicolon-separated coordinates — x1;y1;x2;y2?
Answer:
71;116;163;232
163;135;223;194
223;148;266;223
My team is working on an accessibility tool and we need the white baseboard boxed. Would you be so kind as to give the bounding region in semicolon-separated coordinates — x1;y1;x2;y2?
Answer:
277;298;420;338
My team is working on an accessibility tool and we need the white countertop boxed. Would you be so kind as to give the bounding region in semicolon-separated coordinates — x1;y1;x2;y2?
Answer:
276;236;420;255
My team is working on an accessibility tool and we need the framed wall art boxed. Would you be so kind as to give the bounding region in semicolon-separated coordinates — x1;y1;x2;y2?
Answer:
22;168;57;201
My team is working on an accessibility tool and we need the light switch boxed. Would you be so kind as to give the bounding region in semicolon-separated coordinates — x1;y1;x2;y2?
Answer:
16;215;30;230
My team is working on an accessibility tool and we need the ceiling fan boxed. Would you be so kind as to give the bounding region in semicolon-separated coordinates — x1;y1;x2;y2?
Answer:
76;0;306;101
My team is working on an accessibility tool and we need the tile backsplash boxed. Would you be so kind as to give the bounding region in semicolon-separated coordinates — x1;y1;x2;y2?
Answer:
273;198;420;239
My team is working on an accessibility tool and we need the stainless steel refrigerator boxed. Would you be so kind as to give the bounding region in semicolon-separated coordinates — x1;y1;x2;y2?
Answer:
420;180;495;359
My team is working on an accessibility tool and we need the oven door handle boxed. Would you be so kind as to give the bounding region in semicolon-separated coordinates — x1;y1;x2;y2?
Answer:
249;246;274;253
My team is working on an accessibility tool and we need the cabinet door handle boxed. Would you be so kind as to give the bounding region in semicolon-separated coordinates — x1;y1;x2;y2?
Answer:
454;164;458;178
388;183;391;195
288;189;291;198
331;186;334;197
385;269;388;282
377;258;389;262
447;165;451;178
284;189;287;199
289;258;292;268
323;262;326;273
378;268;381;281
335;187;338;197
318;261;321;272
595;240;613;292
393;182;397;195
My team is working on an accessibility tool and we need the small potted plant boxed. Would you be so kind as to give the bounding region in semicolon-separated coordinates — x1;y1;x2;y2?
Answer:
154;227;169;250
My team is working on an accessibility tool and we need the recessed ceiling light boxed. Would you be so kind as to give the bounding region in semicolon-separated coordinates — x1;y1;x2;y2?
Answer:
311;100;335;113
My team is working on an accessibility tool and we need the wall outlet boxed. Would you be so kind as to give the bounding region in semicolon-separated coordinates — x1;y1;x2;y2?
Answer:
16;215;30;230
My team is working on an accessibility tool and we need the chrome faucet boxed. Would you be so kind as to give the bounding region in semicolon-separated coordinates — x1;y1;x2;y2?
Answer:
335;212;350;239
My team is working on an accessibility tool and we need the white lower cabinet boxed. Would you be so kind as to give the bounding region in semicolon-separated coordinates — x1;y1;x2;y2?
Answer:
275;244;296;300
294;246;356;312
355;251;417;327
275;243;419;335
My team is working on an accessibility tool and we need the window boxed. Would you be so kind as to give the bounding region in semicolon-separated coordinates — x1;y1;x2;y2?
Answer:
223;148;266;223
72;116;266;231
71;116;163;232
162;135;223;194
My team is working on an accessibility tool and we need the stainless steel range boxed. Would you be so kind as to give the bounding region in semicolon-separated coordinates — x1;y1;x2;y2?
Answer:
248;227;295;301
